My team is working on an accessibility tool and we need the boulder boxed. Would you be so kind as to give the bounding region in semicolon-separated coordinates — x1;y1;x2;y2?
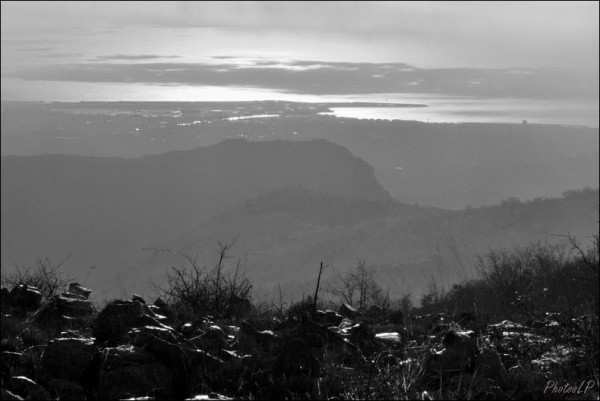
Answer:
339;322;378;352
191;326;229;353
93;300;163;343
7;285;42;310
96;345;174;401
29;292;95;330
1;351;24;370
375;332;402;345
7;376;49;400
490;320;528;333
313;310;343;327
426;329;479;377
150;298;174;322
338;303;361;319
55;295;96;316
41;338;95;382
131;294;146;304
186;394;234;400
132;325;224;399
232;322;278;355
66;283;91;300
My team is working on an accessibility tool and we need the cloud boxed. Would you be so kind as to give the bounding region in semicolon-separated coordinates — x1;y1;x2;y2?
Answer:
94;54;181;61
1;2;597;70
3;60;597;101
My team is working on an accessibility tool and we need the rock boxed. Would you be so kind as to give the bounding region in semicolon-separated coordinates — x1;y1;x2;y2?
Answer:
490;320;528;333
232;322;278;355
191;326;229;353
178;322;197;337
153;298;168;309
131;294;146;304
186;394;234;400
0;388;23;401
338;303;361;319
96;345;174;401
426;329;479;377
134;314;176;333
55;295;96;316
93;300;164;343
314;310;343;326
375;332;402;345
338;318;354;330
148;298;173;322
7;285;42;310
476;347;508;384
1;351;24;368
339;322;378;352
41;338;95;382
132;325;224;399
66;283;91;300
7;376;49;400
29;293;96;330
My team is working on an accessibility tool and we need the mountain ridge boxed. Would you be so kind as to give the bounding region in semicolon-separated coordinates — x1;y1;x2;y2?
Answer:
1;138;390;277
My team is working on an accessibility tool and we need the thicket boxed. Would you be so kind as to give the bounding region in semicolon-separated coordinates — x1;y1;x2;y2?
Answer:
419;233;599;320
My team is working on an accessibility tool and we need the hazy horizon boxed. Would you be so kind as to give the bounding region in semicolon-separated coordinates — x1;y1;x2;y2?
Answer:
2;1;599;126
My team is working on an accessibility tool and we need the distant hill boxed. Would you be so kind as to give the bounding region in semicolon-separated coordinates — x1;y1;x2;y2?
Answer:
1;139;390;285
2;102;598;209
2;136;597;302
134;187;599;303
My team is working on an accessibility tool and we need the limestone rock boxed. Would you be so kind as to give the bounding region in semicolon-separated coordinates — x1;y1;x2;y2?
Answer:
41;338;95;382
7;285;42;310
96;345;174;401
66;283;92;300
93;300;162;343
338;303;361;319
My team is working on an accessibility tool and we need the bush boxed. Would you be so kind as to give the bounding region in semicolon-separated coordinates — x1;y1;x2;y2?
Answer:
153;238;252;321
418;232;599;322
1;257;73;299
329;258;390;311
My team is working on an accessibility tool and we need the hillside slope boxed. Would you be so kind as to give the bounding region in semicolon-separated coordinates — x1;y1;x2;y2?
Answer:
132;187;599;303
1;139;390;277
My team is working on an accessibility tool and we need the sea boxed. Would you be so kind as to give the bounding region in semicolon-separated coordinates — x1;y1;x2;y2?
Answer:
1;77;598;128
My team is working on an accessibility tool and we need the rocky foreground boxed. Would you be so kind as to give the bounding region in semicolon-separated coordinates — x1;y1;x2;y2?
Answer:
1;283;598;400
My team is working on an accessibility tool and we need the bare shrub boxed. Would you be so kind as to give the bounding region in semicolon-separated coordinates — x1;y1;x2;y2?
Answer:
152;237;252;320
1;256;73;299
329;259;390;311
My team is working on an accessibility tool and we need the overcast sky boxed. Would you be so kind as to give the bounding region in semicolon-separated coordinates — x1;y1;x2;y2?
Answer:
1;1;598;102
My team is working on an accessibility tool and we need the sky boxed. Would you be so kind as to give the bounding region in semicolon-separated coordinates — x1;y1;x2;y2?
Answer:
1;1;599;107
